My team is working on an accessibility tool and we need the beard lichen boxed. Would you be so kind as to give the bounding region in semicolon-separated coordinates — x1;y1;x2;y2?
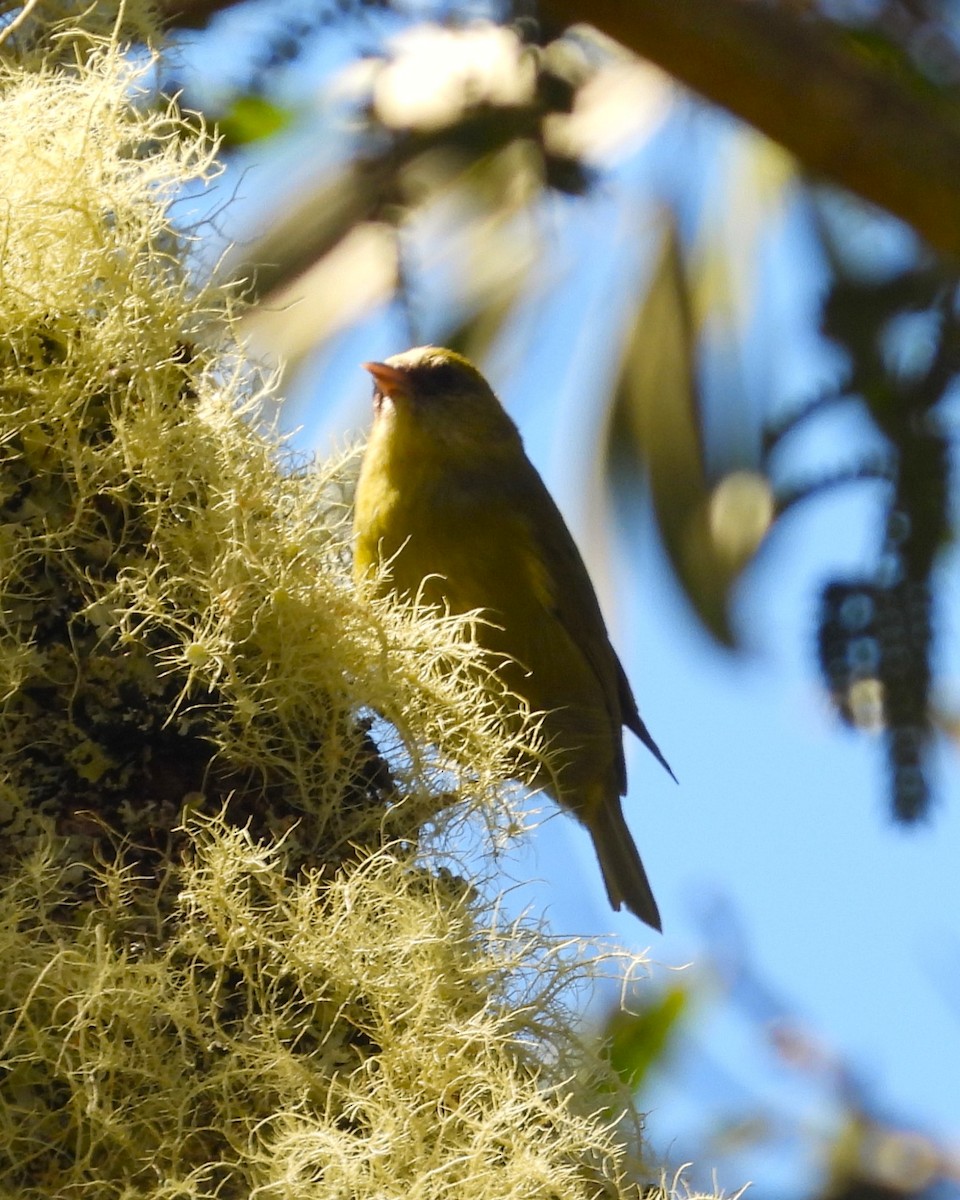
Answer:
3;823;647;1198
0;31;655;1200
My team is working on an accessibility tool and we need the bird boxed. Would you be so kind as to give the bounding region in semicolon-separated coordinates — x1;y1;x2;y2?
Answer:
353;345;674;931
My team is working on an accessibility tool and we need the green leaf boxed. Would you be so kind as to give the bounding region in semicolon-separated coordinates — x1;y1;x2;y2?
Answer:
601;985;688;1093
218;95;294;146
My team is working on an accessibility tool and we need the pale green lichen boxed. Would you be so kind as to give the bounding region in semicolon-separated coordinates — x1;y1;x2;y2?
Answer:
2;825;645;1198
0;0;162;67
0;25;659;1200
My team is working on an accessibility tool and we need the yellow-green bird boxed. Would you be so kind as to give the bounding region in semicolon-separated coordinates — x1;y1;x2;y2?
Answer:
353;346;673;931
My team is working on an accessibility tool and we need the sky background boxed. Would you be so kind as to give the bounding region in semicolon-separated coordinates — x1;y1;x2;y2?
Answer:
173;5;960;1194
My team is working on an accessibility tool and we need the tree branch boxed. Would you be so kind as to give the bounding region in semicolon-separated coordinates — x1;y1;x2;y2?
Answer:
539;0;960;260
157;0;247;28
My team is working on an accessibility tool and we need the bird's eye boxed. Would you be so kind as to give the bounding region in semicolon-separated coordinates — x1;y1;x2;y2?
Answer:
372;386;385;414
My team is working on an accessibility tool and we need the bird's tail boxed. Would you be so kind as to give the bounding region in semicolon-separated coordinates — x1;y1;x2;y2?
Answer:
590;796;662;932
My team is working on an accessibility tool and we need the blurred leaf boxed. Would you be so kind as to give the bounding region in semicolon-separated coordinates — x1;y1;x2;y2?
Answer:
224;161;398;305
226;105;552;306
443;275;526;367
239;221;398;375
691;134;796;336
610;219;772;646
218;94;294;145
825;1114;949;1200
600;986;688;1094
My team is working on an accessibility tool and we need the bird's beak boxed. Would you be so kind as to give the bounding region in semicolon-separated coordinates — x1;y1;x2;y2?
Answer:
363;361;412;403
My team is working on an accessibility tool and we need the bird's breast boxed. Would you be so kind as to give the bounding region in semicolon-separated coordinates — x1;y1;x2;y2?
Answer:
356;430;463;585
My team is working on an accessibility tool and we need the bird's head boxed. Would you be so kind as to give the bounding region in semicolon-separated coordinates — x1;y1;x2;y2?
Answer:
363;346;519;457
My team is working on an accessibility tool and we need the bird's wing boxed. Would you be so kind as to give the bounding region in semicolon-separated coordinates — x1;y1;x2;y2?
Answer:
467;464;628;769
615;654;676;781
498;463;676;783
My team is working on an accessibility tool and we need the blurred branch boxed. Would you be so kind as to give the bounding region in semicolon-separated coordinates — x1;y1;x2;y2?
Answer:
538;0;960;260
158;0;248;27
773;457;896;516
